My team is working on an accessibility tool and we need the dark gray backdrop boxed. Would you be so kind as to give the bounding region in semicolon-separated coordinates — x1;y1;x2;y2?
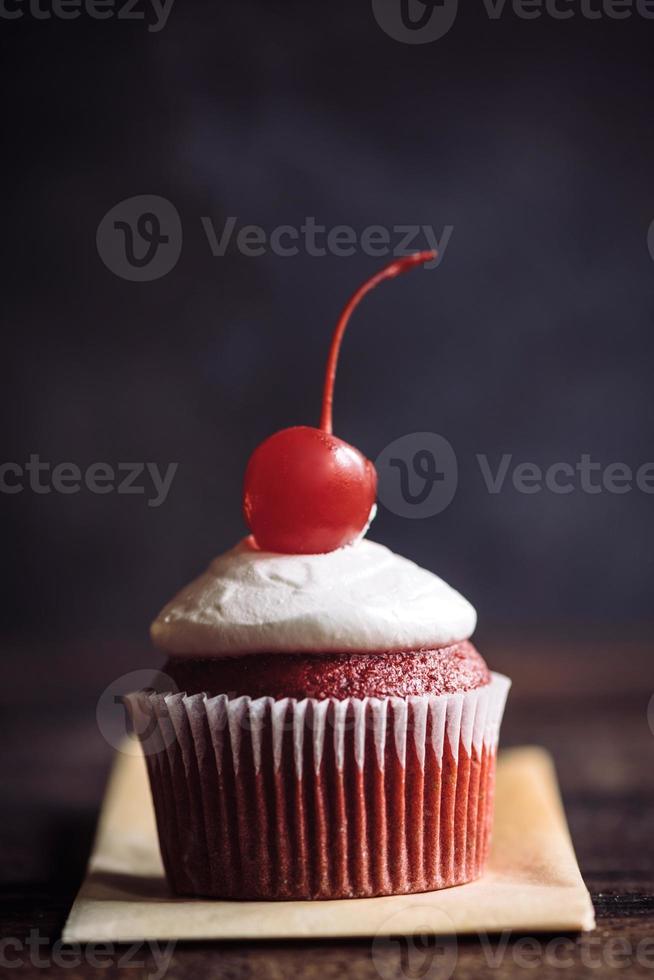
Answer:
3;0;653;659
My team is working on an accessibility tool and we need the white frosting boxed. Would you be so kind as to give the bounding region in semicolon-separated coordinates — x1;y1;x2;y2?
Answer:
151;537;477;657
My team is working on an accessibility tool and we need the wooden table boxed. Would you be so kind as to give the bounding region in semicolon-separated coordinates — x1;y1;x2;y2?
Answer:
2;632;653;977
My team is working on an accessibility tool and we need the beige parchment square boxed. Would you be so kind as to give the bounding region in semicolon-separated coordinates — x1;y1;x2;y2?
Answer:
62;744;595;943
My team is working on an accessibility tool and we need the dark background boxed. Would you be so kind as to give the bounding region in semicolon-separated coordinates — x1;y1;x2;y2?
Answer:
3;1;654;665
2;1;654;965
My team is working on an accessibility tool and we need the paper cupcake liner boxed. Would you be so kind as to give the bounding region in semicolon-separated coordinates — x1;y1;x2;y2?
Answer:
127;672;510;900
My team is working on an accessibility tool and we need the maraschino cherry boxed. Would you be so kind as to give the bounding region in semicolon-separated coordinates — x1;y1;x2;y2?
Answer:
243;251;436;554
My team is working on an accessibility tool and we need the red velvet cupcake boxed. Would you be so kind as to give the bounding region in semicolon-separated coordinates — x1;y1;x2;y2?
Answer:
130;538;510;900
129;255;510;900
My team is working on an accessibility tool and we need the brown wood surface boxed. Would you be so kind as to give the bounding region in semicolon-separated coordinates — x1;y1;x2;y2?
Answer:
2;632;653;978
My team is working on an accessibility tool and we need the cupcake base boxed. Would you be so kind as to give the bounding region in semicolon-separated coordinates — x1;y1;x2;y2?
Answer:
127;673;510;900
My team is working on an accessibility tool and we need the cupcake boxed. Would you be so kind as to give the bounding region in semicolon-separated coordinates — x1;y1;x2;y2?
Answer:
129;253;510;900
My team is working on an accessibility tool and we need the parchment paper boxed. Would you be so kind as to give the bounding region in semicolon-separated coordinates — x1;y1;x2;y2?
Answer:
62;744;595;942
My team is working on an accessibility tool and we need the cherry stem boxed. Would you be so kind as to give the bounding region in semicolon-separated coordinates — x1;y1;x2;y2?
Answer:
319;251;437;433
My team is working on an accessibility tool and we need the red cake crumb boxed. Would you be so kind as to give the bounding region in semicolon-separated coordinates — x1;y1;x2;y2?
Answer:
163;641;490;700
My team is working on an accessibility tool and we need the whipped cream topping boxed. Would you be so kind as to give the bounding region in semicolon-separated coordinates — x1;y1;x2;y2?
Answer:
151;537;477;657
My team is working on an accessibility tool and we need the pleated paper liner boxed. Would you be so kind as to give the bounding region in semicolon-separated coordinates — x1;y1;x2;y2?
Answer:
126;672;510;900
62;743;596;942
